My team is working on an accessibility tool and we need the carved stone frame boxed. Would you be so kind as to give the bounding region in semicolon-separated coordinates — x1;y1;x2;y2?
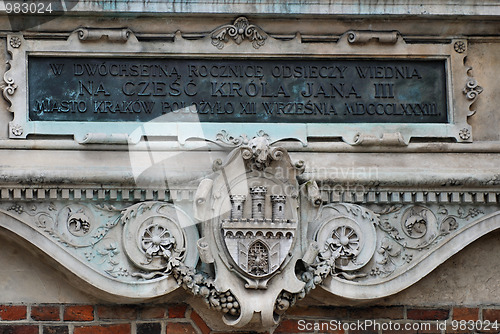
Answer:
4;23;475;145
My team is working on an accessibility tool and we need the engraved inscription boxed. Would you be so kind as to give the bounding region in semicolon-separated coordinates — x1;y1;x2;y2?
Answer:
28;57;448;123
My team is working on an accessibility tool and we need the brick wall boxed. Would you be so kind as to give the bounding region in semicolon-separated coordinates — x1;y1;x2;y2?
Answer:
0;304;499;334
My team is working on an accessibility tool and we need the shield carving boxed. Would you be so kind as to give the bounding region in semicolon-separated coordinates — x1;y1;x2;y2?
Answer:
221;185;297;282
193;135;306;326
202;137;301;289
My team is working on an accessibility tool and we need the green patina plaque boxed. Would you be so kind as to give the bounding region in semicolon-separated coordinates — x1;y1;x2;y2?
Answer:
29;57;447;124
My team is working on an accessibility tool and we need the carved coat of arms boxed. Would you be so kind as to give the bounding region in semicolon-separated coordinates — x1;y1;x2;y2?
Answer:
194;136;305;327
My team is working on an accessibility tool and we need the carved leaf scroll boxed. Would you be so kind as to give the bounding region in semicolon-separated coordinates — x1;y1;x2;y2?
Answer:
211;17;267;49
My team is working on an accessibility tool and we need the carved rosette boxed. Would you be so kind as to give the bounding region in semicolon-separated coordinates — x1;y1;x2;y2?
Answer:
314;204;378;273
210;17;267;49
121;202;193;274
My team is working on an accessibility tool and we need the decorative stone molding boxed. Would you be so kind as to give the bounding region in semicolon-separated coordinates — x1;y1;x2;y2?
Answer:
463;67;483;117
9;36;21;48
346;30;399;44
352;132;407;146
210;17;267;49
2;44;17;112
454;41;466;53
76;28;132;42
0;138;499;329
315;203;496;300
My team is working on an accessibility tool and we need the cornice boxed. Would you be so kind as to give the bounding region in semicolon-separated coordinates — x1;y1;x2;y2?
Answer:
20;1;500;17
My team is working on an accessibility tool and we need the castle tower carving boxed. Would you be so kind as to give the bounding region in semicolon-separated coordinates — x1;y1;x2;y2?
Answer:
229;187;288;222
229;195;246;220
249;186;267;220
270;195;286;221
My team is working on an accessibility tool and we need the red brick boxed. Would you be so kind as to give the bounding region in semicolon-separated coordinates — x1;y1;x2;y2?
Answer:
350;306;405;320
43;325;69;334
63;305;94;321
453;308;479;321
74;324;130;334
274;319;344;334
349;327;377;334
97;305;137;320
274;319;303;333
382;321;441;334
31;305;60;321
0;325;38;334
314;322;344;334
140;306;166;319
190;310;211;334
168;304;187;318
483;308;500;322
478;311;500;333
137;323;161;334
0;305;27;321
287;306;348;319
407;308;449;320
446;323;479;334
216;332;270;334
166;323;197;334
477;322;500;334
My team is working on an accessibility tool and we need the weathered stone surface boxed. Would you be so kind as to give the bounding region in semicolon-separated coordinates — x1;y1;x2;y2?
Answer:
0;2;499;332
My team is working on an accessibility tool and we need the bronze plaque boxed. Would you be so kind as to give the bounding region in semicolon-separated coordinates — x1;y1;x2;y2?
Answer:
28;57;448;123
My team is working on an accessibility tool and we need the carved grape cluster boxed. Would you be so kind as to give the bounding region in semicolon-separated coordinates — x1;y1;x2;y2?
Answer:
8;204;23;214
172;264;241;317
216;291;240;316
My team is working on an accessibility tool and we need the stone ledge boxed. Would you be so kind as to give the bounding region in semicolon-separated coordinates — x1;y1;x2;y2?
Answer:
22;1;500;17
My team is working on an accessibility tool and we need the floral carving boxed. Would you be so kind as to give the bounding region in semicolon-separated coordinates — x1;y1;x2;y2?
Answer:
211;17;267;49
215;130;250;147
10;124;23;136
141;223;176;261
459;128;471;140
67;208;91;236
325;226;360;265
454;41;466;53
402;208;428;239
215;130;270;148
373;238;402;276
9;36;21;48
